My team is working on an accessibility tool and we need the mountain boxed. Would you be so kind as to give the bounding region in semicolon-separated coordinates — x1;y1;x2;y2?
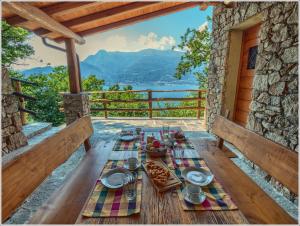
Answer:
21;49;197;84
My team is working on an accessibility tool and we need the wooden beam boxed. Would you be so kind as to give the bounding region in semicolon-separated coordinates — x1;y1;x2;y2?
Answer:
5;2;96;26
34;2;159;37
3;2;85;44
65;39;81;93
55;2;201;41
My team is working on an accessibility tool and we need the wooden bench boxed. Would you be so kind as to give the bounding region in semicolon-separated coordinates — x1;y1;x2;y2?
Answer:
192;115;298;224
2;115;93;223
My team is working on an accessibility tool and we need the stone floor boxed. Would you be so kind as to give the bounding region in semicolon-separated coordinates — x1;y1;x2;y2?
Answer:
4;117;298;223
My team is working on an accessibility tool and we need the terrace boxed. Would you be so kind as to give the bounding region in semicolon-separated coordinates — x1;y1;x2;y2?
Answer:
1;1;298;225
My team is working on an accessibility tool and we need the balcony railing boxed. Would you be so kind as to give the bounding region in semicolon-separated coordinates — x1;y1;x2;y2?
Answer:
10;77;38;125
86;89;207;119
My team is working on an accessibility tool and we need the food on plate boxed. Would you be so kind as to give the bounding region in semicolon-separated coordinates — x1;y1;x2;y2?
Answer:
146;161;170;186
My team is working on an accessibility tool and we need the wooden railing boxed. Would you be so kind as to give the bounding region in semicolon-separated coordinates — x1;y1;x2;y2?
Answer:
87;89;207;119
11;77;38;125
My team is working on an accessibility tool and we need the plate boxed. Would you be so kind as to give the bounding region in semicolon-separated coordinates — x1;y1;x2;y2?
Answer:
182;167;214;186
120;135;135;142
124;162;141;171
100;167;133;189
183;187;206;205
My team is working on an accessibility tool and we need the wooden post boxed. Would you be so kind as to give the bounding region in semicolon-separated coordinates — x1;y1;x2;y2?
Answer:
217;109;230;149
77;112;91;151
102;92;108;118
203;90;207;125
65;38;81;94
148;90;152;118
15;81;26;125
197;90;201;119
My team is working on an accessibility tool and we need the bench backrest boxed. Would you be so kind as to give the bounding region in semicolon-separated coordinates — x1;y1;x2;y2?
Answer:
212;115;298;195
2;116;93;222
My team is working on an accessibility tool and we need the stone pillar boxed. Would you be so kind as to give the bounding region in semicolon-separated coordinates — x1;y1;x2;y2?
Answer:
63;92;90;125
2;68;28;155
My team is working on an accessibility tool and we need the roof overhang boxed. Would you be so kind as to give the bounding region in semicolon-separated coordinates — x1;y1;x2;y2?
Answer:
2;1;233;45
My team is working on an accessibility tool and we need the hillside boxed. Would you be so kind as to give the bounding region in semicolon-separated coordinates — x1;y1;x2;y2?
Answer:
21;49;197;84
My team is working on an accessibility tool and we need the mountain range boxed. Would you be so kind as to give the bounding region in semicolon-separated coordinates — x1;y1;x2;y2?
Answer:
21;49;197;85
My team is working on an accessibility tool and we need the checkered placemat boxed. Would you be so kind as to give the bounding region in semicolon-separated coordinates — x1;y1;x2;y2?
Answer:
82;160;142;217
172;159;237;211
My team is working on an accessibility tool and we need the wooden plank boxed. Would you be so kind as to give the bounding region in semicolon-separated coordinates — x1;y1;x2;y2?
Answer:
65;39;81;93
29;140;111;224
240;67;255;77
5;2;96;26
212;116;298;195
54;2;200;41
148;90;152;118
2;116;93;222
244;24;261;37
234;110;249;124
242;39;259;54
237;88;252;101
90;97;205;103
236;99;251;112
85;89;204;94
34;2;158;36
238;76;254;89
90;106;205;112
2;2;56;18
191;139;297;224
3;2;85;44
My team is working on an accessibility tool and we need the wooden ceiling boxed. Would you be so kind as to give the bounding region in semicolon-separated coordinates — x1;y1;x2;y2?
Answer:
2;1;226;45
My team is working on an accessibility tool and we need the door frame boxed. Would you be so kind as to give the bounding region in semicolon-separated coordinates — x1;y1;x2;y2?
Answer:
221;13;263;122
233;23;261;124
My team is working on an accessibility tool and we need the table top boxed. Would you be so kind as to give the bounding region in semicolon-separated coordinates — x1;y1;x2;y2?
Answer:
76;128;248;224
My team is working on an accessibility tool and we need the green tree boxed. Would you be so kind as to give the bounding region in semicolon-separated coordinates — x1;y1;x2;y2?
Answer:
1;21;34;67
173;18;211;89
82;74;104;91
22;67;106;126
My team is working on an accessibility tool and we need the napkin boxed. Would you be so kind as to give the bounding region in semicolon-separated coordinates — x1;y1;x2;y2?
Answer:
108;151;138;160
174;148;200;159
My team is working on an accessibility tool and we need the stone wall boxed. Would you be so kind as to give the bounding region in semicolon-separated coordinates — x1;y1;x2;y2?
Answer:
207;2;298;151
63;93;90;125
2;68;28;155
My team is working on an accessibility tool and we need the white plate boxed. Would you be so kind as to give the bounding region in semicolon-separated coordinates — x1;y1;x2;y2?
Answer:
100;167;133;189
182;167;214;186
120;135;135;142
183;187;206;204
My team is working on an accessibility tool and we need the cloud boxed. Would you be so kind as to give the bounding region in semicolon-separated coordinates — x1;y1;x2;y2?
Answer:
14;32;177;70
198;21;208;32
137;32;176;50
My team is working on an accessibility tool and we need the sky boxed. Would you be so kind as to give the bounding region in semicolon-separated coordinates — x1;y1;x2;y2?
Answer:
16;6;212;70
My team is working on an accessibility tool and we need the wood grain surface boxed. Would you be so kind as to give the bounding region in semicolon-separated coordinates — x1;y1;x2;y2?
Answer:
2;116;93;222
192;139;297;224
27;126;296;224
212;115;298;195
75;136;248;224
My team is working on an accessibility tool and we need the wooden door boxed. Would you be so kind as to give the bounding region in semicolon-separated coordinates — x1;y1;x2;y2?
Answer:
234;24;261;127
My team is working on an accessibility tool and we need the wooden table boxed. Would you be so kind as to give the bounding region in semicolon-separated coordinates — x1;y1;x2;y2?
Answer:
76;129;248;224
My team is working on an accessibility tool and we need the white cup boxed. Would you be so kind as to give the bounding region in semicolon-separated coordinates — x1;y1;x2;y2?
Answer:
128;157;138;169
186;183;202;202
